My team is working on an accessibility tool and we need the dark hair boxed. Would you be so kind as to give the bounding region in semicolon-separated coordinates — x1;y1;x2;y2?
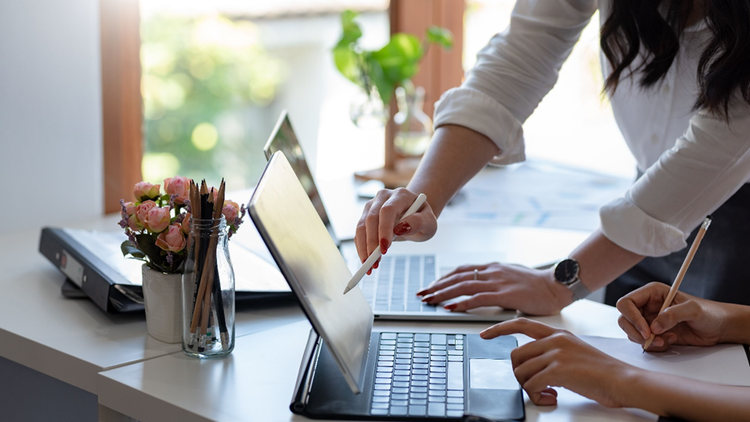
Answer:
600;0;750;121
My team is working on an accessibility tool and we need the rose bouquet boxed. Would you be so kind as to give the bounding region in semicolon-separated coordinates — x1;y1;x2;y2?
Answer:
118;176;246;273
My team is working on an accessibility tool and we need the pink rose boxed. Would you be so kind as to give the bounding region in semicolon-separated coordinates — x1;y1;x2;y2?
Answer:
134;181;161;201
181;213;191;234
164;176;190;205
222;200;240;224
135;200;156;227
155;224;186;253
124;201;136;216
127;214;143;231
145;206;171;233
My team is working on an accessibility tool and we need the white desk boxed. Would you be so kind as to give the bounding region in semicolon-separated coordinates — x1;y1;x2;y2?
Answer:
97;300;658;422
0;217;309;421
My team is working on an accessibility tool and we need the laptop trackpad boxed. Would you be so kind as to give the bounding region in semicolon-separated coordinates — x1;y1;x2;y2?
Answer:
470;358;519;390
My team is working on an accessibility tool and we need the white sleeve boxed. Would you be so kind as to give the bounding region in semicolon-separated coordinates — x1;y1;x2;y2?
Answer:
433;0;597;164
601;100;750;256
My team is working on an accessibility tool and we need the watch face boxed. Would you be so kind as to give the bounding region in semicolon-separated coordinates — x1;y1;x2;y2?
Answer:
554;259;579;285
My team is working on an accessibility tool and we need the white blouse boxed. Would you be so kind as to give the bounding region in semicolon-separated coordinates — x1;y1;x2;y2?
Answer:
434;0;750;257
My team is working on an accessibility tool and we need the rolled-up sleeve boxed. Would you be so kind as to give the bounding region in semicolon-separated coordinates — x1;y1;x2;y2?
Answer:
601;101;750;256
434;0;596;164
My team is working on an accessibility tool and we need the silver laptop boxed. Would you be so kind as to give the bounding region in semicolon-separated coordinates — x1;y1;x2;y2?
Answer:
263;111;516;322
248;152;525;421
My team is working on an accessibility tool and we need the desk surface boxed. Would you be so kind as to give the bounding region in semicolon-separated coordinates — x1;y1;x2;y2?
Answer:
0;217;306;395
97;300;659;422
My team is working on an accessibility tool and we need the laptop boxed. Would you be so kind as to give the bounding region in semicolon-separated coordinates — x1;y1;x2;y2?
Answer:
263;111;517;322
248;152;525;421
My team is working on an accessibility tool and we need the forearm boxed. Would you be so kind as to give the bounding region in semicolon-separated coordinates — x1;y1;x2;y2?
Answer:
407;124;500;216
569;229;645;294
720;302;750;344
622;368;750;421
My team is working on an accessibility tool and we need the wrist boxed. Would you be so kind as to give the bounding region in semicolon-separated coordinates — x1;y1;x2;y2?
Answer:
719;302;750;344
545;269;575;310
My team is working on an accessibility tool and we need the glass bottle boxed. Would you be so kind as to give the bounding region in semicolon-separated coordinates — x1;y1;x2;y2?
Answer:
393;84;433;157
182;215;235;358
349;85;389;129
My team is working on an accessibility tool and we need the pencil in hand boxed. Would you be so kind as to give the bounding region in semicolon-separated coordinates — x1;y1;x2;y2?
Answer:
642;216;712;352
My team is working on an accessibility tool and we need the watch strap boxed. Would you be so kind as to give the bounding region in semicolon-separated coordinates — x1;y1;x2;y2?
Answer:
567;278;591;301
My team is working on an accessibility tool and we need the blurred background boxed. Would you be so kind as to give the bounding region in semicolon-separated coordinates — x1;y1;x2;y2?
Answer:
0;0;636;234
138;0;634;189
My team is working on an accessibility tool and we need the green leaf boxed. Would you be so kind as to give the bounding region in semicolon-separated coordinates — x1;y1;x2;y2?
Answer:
333;46;361;84
121;240;146;259
372;34;423;84
426;26;454;49
335;10;362;49
364;56;394;106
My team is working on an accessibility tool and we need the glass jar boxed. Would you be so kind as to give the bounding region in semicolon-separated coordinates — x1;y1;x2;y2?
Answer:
182;216;235;358
349;85;389;129
393;84;433;157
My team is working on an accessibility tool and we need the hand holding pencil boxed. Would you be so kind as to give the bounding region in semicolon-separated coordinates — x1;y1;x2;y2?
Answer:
614;216;712;352
344;193;427;294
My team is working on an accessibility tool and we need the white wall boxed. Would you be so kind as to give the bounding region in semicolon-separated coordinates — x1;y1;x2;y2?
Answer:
0;0;103;236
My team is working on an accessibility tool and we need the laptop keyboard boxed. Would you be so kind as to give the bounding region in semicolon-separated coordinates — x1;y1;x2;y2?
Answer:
371;332;465;418
360;255;437;313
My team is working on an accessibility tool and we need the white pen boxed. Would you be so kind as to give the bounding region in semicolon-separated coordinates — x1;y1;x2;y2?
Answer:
343;193;427;294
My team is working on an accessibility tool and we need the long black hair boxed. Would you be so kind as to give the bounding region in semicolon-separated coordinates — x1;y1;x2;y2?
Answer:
600;0;750;122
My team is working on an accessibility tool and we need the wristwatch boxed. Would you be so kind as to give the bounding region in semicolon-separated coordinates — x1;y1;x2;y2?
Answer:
553;258;591;301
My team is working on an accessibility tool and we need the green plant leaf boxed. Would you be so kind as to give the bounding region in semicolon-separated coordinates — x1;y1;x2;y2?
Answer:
426;26;454;49
364;55;394;105
333;46;361;84
372;33;423;85
121;240;147;260
335;10;362;49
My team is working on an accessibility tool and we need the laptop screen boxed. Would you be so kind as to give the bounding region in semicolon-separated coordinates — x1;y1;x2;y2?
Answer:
262;111;336;244
248;152;374;394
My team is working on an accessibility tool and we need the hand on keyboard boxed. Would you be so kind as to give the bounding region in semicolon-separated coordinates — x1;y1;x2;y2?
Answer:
416;262;569;316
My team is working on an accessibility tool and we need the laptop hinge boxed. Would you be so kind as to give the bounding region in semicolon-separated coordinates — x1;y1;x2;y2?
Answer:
290;328;321;413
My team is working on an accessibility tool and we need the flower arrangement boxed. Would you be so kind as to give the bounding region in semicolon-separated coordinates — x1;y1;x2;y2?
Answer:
118;176;246;273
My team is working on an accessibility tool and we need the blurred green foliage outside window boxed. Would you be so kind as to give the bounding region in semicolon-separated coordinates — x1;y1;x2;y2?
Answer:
141;14;285;190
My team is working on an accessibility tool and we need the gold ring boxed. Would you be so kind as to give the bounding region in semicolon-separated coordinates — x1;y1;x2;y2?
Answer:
473;269;478;281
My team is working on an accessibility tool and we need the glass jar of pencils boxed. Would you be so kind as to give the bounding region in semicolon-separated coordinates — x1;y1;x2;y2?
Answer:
182;215;235;358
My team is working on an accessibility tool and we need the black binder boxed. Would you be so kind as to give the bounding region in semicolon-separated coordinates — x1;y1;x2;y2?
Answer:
39;226;292;313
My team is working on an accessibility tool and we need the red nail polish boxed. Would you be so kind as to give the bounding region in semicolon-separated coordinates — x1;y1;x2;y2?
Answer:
380;238;388;254
394;222;411;236
444;303;457;311
373;258;380;269
367;269;372;276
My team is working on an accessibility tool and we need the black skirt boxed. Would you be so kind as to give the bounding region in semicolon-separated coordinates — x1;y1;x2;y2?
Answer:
605;182;750;306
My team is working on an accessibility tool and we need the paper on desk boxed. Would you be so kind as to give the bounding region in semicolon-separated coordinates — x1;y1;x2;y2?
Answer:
580;335;750;386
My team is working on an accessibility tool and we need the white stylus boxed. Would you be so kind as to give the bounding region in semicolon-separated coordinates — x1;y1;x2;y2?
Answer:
343;193;427;294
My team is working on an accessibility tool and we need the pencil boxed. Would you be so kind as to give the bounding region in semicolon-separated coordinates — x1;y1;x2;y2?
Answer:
343;193;427;294
642;216;712;351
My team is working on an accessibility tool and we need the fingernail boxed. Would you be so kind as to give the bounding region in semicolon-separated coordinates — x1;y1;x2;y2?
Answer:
639;326;650;340
416;290;427;296
651;322;663;334
421;294;434;303
380;238;388;255
373;258;380;269
653;337;664;347
367;269;372;276
393;222;411;236
444;303;457;311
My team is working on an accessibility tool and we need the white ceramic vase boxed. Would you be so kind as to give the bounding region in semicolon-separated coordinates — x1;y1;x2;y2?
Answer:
141;264;182;343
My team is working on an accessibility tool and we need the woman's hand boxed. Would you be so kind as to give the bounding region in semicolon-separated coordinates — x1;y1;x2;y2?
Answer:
616;282;728;352
417;263;571;316
354;188;438;268
481;318;639;408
